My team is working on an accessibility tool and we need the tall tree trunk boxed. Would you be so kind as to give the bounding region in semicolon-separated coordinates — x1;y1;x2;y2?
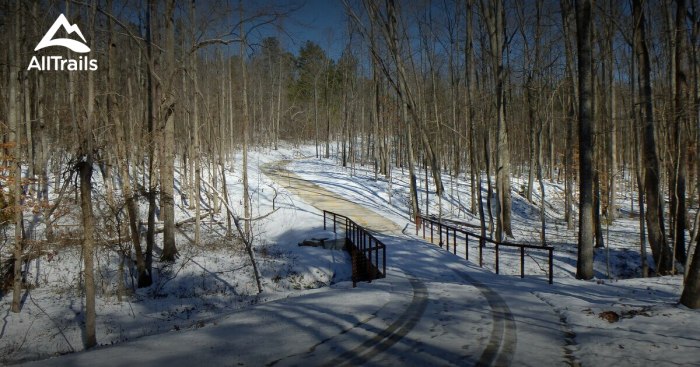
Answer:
465;0;478;215
108;0;150;287
78;159;97;348
681;4;700;302
78;3;98;347
682;229;700;307
592;28;604;250
160;0;178;262
634;0;674;274
594;171;605;248
482;0;512;241
538;108;546;245
561;0;576;230
576;0;594;280
672;0;688;265
145;0;158;278
485;134;495;238
190;0;202;246
240;2;262;293
606;2;617;222
630;27;649;277
9;1;23;313
276;57;283;151
314;76;319;159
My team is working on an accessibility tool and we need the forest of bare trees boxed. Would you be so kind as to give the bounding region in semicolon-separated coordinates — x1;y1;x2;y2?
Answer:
3;0;700;350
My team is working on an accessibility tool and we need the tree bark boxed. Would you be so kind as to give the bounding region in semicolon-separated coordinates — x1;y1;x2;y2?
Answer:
482;0;512;241
633;0;674;274
240;1;262;293
189;0;202;246
9;1;23;313
78;159;97;348
672;0;688;265
576;0;594;280
78;3;98;347
160;0;178;262
561;0;576;230
145;0;158;278
108;0;150;287
680;0;700;308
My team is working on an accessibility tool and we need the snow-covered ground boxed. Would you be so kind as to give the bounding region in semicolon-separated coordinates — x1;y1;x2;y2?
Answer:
2;144;699;366
1;144;351;364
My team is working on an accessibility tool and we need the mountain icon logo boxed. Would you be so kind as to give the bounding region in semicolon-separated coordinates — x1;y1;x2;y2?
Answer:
35;14;90;53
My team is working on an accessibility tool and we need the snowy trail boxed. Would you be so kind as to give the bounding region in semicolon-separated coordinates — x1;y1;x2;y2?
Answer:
266;159;567;366
263;160;523;365
21;159;565;366
261;160;402;233
449;268;516;366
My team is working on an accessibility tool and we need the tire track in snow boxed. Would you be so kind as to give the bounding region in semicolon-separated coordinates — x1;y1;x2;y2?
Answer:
449;268;516;367
323;277;428;367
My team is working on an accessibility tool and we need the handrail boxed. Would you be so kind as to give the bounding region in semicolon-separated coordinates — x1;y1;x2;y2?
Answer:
416;215;554;284
323;210;387;287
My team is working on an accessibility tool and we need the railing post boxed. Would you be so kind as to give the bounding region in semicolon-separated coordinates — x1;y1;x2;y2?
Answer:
495;243;499;274
353;221;356;246
439;223;443;248
363;229;367;252
345;219;357;246
423;217;426;238
453;228;457;255
374;237;379;275
520;246;525;279
351;244;357;288
549;248;553;284
383;245;386;276
364;231;370;278
465;233;469;261
376;242;379;274
479;238;483;267
333;213;336;233
446;227;449;251
430;221;434;243
323;211;327;230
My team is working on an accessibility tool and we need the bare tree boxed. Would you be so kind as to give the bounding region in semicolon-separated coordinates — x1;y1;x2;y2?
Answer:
576;0;594;280
561;0;576;230
671;0;688;265
240;1;262;294
9;0;23;313
681;0;700;309
74;2;98;347
108;0;150;287
633;0;674;275
160;0;178;262
481;0;512;242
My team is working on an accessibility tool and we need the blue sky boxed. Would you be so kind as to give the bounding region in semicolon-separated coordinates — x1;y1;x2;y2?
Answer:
249;0;348;60
40;0;349;61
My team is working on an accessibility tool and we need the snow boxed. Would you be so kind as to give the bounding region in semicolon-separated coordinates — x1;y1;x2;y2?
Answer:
2;144;699;366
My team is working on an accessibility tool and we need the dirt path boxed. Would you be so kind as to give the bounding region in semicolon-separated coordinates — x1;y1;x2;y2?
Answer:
262;160;401;234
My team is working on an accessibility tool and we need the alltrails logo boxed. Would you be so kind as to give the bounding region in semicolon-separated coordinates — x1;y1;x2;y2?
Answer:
27;14;98;71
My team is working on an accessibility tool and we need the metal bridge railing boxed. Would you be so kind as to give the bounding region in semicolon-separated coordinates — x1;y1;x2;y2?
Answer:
323;210;386;287
416;215;554;284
